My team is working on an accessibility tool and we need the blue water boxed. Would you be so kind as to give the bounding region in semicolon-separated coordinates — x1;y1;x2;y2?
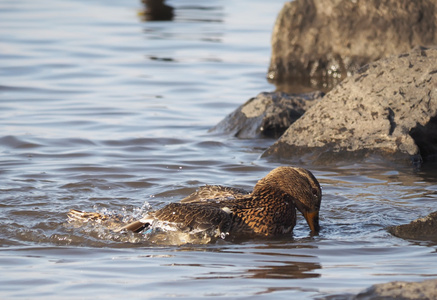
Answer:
1;0;437;299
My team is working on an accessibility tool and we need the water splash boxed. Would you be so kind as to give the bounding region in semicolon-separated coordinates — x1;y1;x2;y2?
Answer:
66;201;227;246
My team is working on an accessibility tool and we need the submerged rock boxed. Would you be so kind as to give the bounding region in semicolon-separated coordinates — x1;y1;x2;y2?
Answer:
353;279;437;300
210;91;323;139
264;46;437;165
268;0;437;89
388;211;437;242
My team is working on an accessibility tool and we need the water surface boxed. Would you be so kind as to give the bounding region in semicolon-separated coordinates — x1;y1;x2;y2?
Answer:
1;0;437;299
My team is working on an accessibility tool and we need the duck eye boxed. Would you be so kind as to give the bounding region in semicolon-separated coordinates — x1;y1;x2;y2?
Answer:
311;188;318;196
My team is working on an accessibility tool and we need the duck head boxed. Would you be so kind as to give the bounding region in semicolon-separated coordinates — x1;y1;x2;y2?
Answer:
254;166;322;234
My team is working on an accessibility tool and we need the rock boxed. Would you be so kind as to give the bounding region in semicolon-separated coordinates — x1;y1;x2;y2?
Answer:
263;46;437;165
140;0;174;21
268;0;437;90
353;279;437;300
210;91;323;139
388;211;437;242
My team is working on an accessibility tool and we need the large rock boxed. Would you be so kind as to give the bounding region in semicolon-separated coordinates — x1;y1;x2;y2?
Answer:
353;279;437;300
388;211;437;242
263;46;437;165
268;0;437;90
210;91;323;139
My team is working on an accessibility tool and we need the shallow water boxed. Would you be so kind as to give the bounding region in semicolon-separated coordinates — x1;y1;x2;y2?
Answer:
1;0;437;299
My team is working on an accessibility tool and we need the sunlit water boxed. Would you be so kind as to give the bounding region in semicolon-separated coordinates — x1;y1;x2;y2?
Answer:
1;0;437;299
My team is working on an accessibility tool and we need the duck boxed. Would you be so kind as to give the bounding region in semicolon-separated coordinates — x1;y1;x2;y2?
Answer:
68;166;322;240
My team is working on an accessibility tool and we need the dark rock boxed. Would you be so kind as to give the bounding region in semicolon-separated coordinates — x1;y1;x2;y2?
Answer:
388;211;437;242
140;0;174;21
324;279;437;299
263;46;437;165
353;279;437;300
210;91;323;139
268;0;437;90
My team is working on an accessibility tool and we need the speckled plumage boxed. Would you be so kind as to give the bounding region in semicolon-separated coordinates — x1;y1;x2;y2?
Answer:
68;166;322;238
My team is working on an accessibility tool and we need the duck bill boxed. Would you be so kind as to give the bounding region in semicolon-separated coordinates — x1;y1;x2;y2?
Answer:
303;211;320;234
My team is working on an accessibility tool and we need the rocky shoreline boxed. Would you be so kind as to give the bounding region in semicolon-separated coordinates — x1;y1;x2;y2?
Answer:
264;46;437;166
216;46;437;166
214;0;437;166
212;1;437;297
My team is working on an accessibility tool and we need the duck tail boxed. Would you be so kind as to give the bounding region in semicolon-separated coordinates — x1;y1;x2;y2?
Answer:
67;209;108;222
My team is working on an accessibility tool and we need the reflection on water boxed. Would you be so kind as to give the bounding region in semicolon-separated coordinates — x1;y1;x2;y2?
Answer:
1;0;437;299
246;246;321;280
246;260;320;279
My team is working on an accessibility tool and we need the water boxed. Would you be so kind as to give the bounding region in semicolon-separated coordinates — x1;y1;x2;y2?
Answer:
1;0;437;298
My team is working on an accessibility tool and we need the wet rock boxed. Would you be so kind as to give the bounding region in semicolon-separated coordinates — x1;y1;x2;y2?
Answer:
210;91;323;139
353;279;437;300
140;0;174;21
268;0;437;89
263;46;437;165
388;211;437;242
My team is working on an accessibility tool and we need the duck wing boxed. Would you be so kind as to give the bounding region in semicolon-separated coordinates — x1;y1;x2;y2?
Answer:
152;202;233;234
180;185;250;203
114;203;233;235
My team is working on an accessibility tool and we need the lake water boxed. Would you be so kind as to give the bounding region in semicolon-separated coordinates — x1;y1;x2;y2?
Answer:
1;0;437;299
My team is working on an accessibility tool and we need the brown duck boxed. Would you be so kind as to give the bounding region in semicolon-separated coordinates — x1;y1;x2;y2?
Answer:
68;166;322;238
